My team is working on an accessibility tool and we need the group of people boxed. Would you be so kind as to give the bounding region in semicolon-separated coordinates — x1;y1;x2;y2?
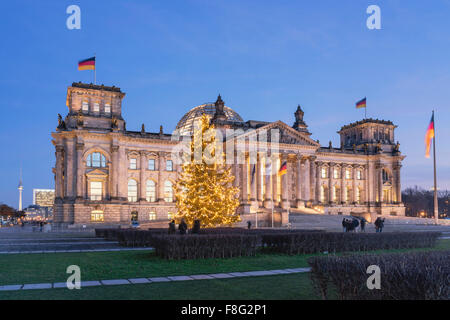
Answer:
374;217;385;233
342;216;385;233
168;219;201;235
342;218;364;232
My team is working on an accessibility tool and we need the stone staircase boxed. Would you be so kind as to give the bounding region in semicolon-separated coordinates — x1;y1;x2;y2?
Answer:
288;212;450;232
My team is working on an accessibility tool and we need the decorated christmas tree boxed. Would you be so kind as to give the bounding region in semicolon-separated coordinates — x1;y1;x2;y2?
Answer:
175;114;241;227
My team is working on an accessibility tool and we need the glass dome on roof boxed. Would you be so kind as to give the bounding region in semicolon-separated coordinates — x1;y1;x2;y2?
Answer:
175;103;243;136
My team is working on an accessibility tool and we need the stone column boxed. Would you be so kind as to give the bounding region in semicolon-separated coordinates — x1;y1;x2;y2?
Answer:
64;140;75;198
256;153;262;204
263;154;273;208
329;163;334;204
296;155;303;208
281;154;289;210
250;160;257;204
241;153;249;204
55;145;64;199
158;152;165;202
304;157;311;202
111;145;119;199
233;152;239;188
139;151;146;201
364;165;369;205
394;164;402;203
314;161;321;203
340;165;346;204
378;165;383;203
118;147;127;199
353;165;358;204
76;143;84;199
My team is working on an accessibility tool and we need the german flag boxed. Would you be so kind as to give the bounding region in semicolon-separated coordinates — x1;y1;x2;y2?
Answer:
78;57;95;71
278;161;287;176
356;97;367;109
425;113;435;158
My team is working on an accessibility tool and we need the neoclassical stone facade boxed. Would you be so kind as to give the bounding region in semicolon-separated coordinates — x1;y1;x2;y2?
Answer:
52;82;405;228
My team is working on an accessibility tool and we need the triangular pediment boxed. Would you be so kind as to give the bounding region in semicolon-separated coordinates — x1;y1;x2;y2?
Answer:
231;120;320;147
86;168;108;178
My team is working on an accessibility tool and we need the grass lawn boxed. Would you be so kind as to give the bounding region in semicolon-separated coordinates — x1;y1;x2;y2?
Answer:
0;239;447;300
0;273;323;300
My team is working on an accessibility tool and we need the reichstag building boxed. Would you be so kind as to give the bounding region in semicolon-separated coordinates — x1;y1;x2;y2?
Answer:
52;82;405;228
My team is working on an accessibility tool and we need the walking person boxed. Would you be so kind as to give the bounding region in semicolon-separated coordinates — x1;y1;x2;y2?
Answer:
352;218;359;233
379;218;385;233
360;218;366;232
342;218;347;232
374;217;381;233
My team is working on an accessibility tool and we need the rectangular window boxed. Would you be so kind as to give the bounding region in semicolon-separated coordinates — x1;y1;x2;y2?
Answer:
356;188;361;204
357;170;362;180
346;187;352;203
82;101;89;112
321;167;327;179
333;169;339;179
345;169;351;180
104;104;111;114
148;159;155;170
166;160;173;171
90;181;102;201
93;103;100;112
149;212;156;221
91;210;104;222
130;158;137;170
334;187;340;203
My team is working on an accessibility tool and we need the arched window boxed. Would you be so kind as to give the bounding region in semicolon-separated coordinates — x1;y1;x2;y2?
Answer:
382;169;390;183
87;152;106;168
146;180;156;202
128;179;138;202
164;181;173;202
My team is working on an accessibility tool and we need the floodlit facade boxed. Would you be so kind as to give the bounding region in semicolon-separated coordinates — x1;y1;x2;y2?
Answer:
33;189;55;208
52;82;405;228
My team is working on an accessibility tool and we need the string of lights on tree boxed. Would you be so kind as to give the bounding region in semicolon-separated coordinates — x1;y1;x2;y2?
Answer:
174;114;241;227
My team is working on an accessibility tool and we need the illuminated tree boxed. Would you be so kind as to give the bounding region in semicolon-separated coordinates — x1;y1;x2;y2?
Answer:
175;114;240;227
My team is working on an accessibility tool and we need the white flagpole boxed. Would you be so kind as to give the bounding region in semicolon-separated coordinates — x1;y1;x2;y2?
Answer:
432;110;439;224
94;53;96;85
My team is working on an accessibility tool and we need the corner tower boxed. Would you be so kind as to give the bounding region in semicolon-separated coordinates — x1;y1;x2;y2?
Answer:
60;82;126;132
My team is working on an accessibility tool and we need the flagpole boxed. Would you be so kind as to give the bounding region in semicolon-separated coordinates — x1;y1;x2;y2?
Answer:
94;53;96;85
432;110;439;224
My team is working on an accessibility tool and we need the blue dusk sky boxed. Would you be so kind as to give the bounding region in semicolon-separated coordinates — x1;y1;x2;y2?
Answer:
0;0;449;208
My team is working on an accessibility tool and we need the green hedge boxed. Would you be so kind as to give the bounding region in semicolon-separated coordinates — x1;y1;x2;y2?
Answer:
261;232;441;255
152;234;259;259
308;250;450;300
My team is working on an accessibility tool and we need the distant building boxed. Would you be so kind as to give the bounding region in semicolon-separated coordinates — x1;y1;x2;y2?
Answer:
24;204;52;220
33;189;55;208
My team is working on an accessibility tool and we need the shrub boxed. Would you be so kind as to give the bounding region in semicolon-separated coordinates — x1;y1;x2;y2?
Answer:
308;250;450;300
261;232;441;255
109;227;322;248
152;234;259;260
